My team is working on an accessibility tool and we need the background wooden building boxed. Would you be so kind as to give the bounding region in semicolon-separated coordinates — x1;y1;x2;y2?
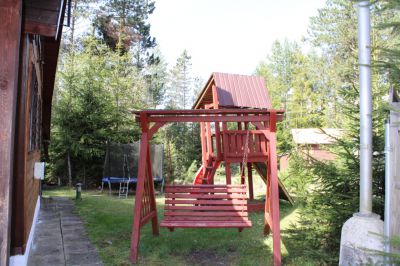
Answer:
0;1;67;265
278;128;343;172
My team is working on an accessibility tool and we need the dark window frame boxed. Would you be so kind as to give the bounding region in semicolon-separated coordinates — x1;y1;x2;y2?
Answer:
29;58;42;152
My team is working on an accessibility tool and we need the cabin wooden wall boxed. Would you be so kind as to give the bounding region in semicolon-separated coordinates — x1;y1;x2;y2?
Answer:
24;152;40;248
0;1;22;263
11;34;42;255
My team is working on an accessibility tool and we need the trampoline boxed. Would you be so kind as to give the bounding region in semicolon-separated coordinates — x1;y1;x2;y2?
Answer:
101;142;164;197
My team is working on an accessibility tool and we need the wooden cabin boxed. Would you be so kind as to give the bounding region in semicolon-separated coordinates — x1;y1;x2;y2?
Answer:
0;1;67;265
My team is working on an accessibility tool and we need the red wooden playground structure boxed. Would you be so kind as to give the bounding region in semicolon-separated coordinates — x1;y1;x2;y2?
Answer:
129;73;292;266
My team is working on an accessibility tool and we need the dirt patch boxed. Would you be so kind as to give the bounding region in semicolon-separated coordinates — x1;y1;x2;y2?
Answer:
184;248;238;266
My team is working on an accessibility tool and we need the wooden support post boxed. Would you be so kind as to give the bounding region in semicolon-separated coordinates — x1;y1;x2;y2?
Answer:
240;121;250;185
238;121;243;183
207;161;221;184
146;143;159;236
240;162;245;185
221;122;231;184
222;122;228;159
149;122;166;138
200;122;207;166
225;163;232;184
130;132;149;263
247;162;254;200
206;121;213;157
130;113;159;263
264;155;272;236
269;113;281;266
0;1;22;264
215;121;222;160
211;86;222;160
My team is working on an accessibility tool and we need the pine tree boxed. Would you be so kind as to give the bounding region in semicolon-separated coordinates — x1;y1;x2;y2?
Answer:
143;49;167;108
256;40;299;109
94;0;157;68
256;40;331;155
50;37;146;185
166;50;193;109
375;0;400;89
160;50;201;183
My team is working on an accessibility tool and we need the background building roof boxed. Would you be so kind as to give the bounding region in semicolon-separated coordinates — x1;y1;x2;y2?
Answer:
291;128;344;145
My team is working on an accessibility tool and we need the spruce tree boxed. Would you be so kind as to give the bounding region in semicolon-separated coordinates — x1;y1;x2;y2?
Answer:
160;50;201;182
94;0;157;68
284;1;390;262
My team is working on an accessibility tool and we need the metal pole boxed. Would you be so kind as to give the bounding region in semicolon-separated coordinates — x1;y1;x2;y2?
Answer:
384;120;392;257
358;1;373;214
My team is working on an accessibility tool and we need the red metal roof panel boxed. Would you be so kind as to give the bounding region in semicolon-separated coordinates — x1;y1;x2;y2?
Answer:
213;72;272;109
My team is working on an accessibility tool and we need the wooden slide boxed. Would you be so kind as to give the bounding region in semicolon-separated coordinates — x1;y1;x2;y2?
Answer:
253;162;294;205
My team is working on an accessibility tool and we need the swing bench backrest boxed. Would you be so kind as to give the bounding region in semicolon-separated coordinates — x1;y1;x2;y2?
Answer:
160;184;252;231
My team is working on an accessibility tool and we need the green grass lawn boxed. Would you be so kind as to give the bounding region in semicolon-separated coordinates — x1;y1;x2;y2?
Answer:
43;188;319;266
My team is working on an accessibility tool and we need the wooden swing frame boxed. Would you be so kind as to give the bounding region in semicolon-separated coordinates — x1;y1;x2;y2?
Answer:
129;108;284;266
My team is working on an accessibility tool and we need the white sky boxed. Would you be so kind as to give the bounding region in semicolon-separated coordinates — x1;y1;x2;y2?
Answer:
149;0;326;81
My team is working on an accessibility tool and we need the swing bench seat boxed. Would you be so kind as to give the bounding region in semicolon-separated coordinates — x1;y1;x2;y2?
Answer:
160;184;252;231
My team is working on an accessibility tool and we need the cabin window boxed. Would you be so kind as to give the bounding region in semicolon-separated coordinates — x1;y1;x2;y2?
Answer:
29;65;41;151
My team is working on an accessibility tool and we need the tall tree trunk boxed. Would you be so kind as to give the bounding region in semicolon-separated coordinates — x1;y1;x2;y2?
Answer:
167;141;173;183
83;163;86;190
67;151;72;187
69;0;78;57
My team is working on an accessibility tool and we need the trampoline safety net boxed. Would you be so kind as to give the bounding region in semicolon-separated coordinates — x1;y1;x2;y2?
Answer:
103;142;164;182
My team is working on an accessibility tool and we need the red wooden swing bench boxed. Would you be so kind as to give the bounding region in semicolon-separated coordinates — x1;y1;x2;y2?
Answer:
160;184;252;230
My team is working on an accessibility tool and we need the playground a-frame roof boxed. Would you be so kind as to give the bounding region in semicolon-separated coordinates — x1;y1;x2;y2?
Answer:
193;72;273;109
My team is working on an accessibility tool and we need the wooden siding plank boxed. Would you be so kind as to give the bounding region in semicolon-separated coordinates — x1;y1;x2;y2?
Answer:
11;34;30;255
24;21;56;37
0;1;22;264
